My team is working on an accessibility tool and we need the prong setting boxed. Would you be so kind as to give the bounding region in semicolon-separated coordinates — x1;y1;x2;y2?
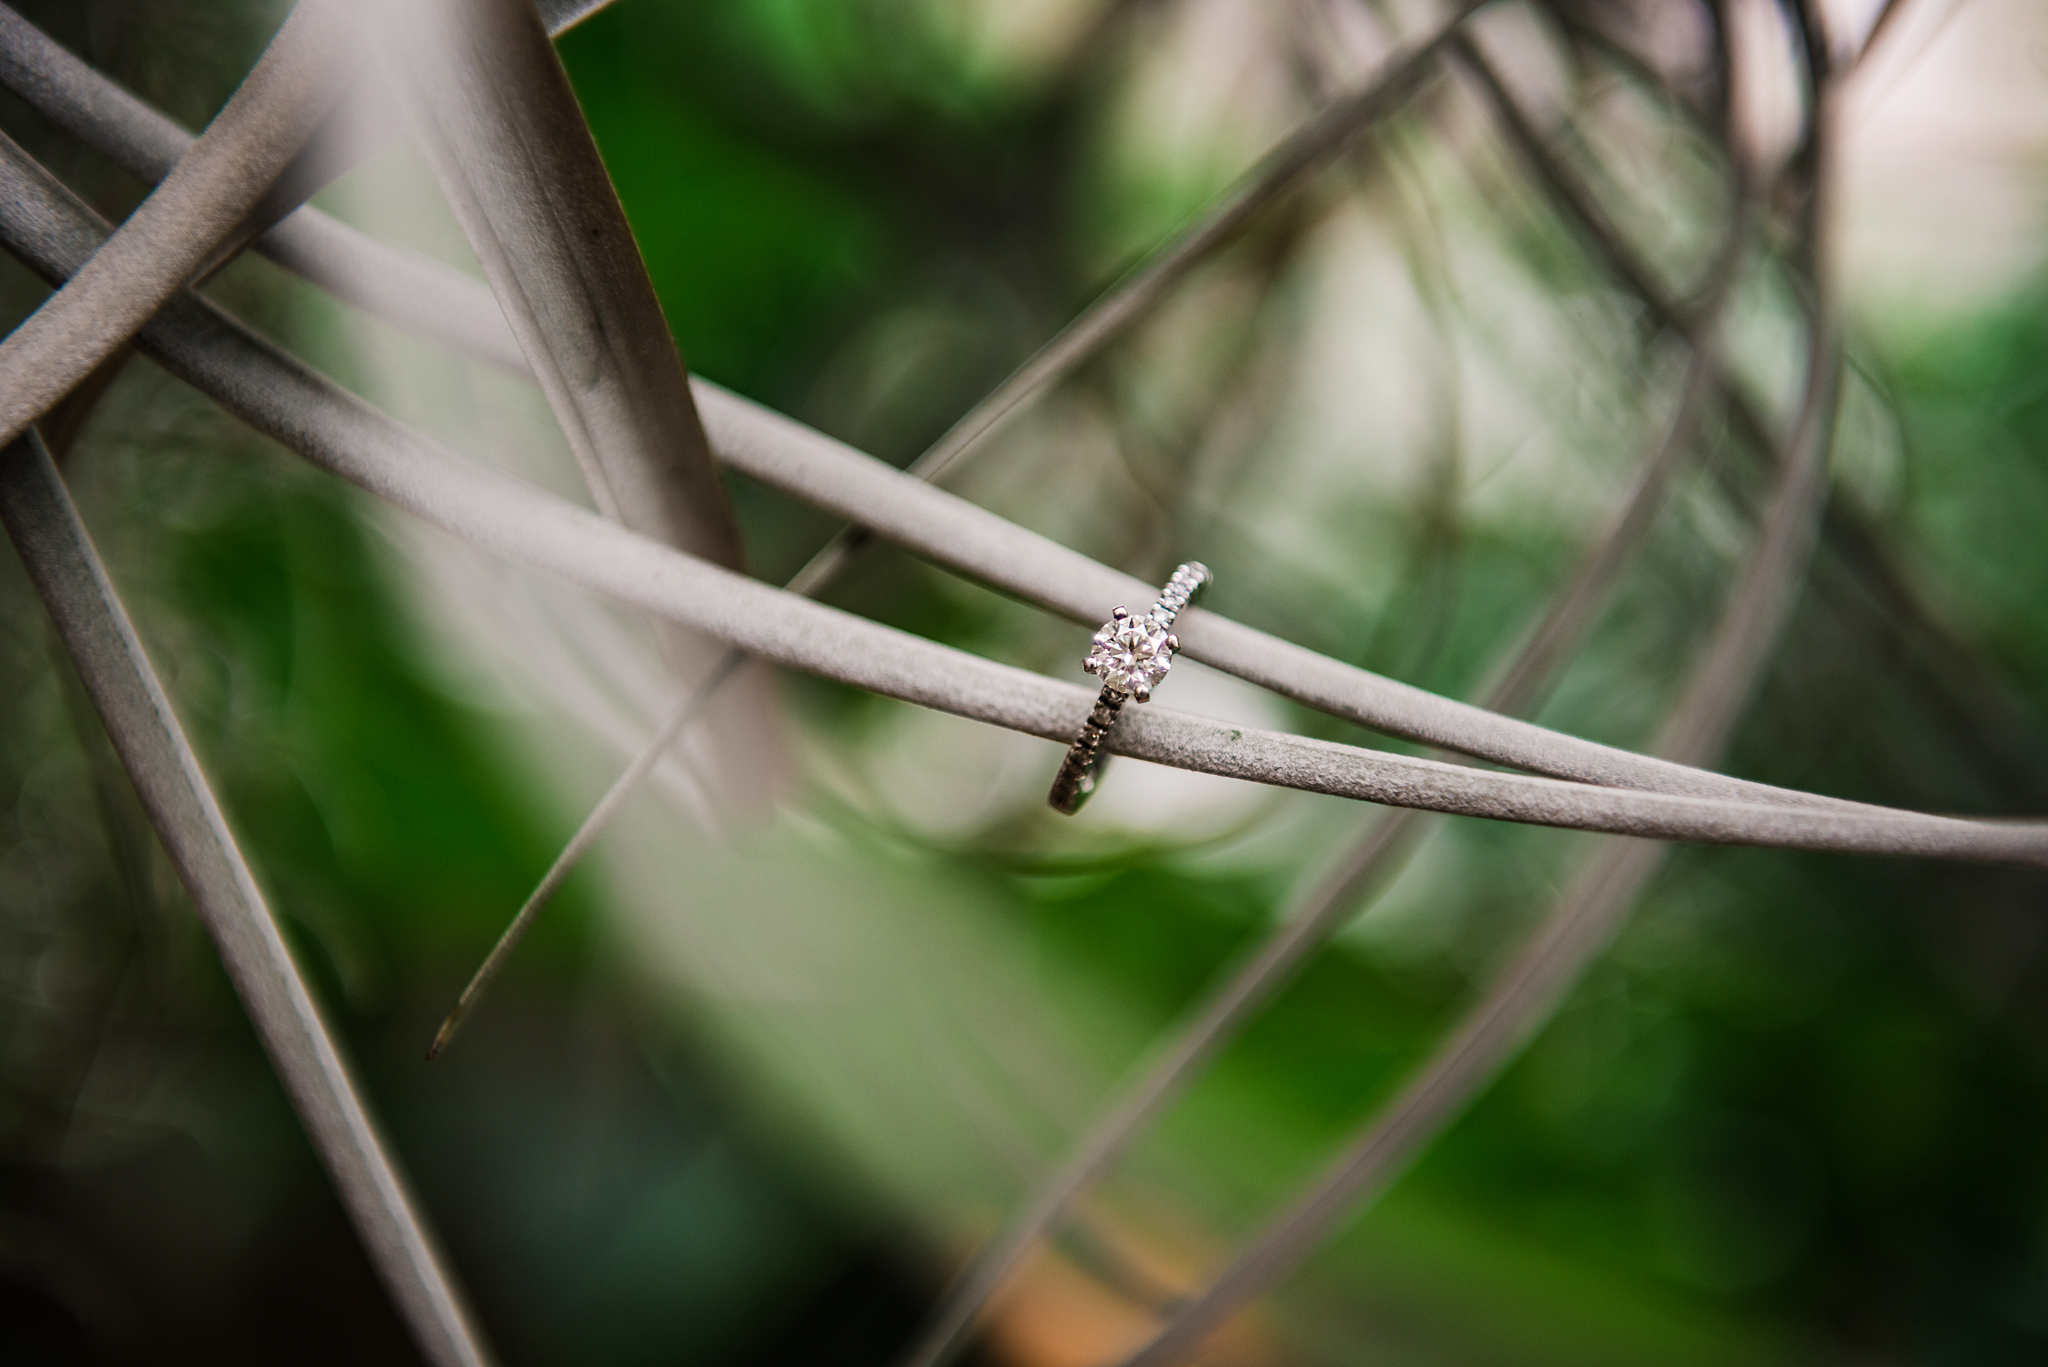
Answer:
1083;611;1170;696
1055;563;1212;814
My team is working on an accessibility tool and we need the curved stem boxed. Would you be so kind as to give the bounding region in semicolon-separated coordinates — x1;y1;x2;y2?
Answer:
1112;65;1846;1367
904;0;1492;489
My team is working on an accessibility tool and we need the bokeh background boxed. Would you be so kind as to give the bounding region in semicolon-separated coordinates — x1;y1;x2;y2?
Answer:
6;0;2048;1364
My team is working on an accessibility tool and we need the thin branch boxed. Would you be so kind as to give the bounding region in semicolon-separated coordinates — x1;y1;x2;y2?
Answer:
369;0;786;810
0;0;349;449
1117;834;1667;1367
1539;2;1723;139
893;157;1757;1367
1453;37;1681;320
429;475;863;1057
0;429;495;1367
3;134;2036;868
2;145;2039;868
695;383;1886;813
1113;70;1849;1367
905;0;1493;489
1474;261;1744;718
426;651;743;1059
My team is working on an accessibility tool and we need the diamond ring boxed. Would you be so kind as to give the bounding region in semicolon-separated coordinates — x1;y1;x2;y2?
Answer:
1047;562;1211;815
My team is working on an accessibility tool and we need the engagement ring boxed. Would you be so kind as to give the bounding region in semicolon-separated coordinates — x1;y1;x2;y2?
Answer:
1048;562;1210;815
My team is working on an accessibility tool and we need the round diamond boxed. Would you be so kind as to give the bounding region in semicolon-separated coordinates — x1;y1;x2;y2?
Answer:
1086;613;1173;695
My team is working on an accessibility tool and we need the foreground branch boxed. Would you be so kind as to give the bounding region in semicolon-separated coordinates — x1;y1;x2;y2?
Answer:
0;0;349;447
0;430;495;1367
371;0;786;810
695;384;1885;812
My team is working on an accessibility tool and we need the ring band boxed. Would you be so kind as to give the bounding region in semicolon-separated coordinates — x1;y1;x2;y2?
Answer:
1048;562;1210;815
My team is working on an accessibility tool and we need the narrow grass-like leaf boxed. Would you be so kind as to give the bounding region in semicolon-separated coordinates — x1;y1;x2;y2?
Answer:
371;0;785;810
0;430;495;1367
0;0;349;449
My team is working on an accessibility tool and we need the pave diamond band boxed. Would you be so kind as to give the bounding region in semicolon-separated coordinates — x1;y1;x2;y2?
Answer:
1048;562;1211;815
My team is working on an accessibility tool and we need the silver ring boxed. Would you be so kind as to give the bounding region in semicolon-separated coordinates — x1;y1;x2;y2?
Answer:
1048;562;1210;815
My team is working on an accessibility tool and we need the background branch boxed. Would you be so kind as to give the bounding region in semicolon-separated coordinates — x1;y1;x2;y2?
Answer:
1112;62;1848;1367
1457;26;2048;807
901;0;1492;489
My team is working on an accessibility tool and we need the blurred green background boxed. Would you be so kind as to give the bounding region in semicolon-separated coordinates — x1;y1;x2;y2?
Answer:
4;1;2048;1365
